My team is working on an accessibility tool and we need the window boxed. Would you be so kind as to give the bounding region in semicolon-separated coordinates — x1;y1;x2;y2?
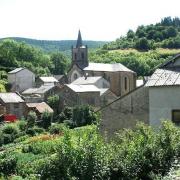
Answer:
172;110;180;125
14;104;19;109
81;52;84;59
74;73;78;80
74;53;77;60
124;77;128;91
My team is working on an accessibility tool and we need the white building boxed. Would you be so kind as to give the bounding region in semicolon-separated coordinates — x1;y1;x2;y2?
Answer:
8;68;35;92
146;54;180;126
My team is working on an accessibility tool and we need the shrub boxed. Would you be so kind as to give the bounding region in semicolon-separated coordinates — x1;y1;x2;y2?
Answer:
26;128;36;136
63;120;75;129
0;153;17;176
39;129;111;179
2;124;19;135
49;123;64;135
41;111;52;129
2;134;13;144
72;105;98;127
33;126;45;134
27;111;37;128
17;120;27;131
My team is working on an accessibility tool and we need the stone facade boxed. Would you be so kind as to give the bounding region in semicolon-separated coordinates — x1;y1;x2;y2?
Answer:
8;68;35;92
100;86;149;138
0;100;25;119
67;64;83;83
58;85;100;109
86;70;136;97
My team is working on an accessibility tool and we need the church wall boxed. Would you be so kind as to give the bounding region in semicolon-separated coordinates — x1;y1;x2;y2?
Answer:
67;65;83;83
85;70;136;97
99;86;149;138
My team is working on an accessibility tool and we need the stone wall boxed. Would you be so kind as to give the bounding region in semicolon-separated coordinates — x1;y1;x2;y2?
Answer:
99;86;149;138
85;70;136;97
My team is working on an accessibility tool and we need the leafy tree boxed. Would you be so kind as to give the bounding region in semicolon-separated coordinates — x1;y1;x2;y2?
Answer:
27;111;37;128
72;105;98;127
166;26;177;38
47;95;60;115
41;111;52;129
127;29;135;39
50;52;69;75
135;37;151;51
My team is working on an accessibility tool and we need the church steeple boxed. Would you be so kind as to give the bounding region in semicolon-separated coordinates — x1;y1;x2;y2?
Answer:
76;30;83;48
72;30;88;69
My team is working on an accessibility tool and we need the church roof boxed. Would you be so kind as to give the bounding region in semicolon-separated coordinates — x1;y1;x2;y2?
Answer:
76;30;83;48
72;76;103;85
83;63;134;72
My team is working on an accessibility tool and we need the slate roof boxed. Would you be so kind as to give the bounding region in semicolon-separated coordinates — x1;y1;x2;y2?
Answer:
66;84;110;96
0;93;24;103
8;68;24;74
72;76;103;85
39;77;58;83
26;102;53;113
145;68;180;87
22;85;54;95
83;63;134;72
66;84;100;93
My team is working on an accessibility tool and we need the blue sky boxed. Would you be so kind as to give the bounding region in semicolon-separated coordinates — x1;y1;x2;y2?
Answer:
0;0;179;41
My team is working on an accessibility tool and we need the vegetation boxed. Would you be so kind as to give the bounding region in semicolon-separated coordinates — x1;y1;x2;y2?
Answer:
103;17;180;51
0;120;179;179
0;37;107;53
57;105;99;128
89;48;180;76
0;39;69;77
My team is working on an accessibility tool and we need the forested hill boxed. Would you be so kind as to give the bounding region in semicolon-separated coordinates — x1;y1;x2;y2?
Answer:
0;37;107;52
103;17;180;51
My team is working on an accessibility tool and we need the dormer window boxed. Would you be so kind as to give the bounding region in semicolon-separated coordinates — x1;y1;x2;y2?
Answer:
74;53;77;60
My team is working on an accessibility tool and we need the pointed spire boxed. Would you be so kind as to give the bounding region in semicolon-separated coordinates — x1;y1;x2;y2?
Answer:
76;30;83;48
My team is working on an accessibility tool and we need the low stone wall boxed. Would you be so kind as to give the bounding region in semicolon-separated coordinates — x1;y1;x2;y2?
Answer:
99;86;149;138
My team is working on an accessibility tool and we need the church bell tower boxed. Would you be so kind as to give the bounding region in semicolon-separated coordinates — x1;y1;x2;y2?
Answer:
72;30;88;69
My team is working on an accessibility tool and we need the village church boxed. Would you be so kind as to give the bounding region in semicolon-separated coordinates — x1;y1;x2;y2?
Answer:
67;30;137;97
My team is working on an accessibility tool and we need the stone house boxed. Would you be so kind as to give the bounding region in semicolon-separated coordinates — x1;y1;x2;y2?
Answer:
99;54;180;138
25;102;53;119
8;68;35;92
58;84;116;109
67;31;137;97
0;93;25;118
36;76;59;87
22;85;61;103
99;86;149;137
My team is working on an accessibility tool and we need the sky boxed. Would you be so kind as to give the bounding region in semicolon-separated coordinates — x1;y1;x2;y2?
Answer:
0;0;179;41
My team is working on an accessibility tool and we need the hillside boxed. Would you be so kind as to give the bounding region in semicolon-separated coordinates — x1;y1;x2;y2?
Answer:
89;48;180;76
0;37;107;52
103;17;180;51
